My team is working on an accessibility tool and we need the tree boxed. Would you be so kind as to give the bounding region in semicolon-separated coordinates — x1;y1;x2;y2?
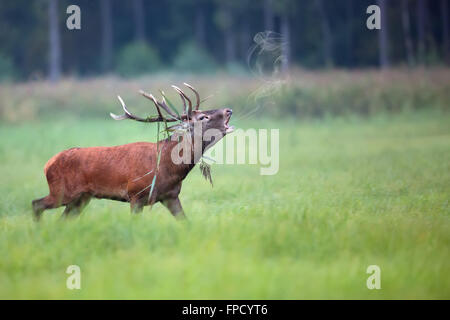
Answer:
234;0;253;63
195;3;206;48
417;0;426;64
215;2;236;64
315;0;333;68
100;0;113;72
132;0;145;41
377;0;390;68
280;14;290;73
345;0;354;67
273;0;296;73
240;19;251;61
401;0;415;66
48;0;61;82
441;0;449;64
263;0;274;31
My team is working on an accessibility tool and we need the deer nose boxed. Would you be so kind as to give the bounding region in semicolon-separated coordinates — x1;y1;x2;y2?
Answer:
225;108;233;116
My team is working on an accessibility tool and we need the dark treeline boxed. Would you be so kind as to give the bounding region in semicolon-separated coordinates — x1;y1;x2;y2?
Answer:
0;0;448;81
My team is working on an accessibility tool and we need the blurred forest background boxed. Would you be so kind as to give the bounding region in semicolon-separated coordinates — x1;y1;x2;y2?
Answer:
0;0;449;124
0;0;448;81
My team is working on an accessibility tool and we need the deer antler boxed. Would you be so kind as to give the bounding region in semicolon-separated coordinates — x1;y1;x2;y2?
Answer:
110;95;179;123
183;83;200;110
139;90;179;120
111;84;203;123
172;85;193;117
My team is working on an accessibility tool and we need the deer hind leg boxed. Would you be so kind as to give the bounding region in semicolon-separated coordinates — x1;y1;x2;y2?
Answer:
32;195;60;222
61;193;91;219
162;197;186;220
32;172;67;221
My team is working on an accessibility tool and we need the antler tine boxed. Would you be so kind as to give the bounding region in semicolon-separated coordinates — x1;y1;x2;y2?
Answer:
110;96;149;122
110;95;178;123
171;85;192;117
153;97;164;120
139;89;179;120
160;97;189;121
183;82;200;110
171;85;192;115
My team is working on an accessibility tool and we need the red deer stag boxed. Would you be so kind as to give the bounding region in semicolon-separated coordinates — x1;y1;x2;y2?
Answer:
32;83;233;221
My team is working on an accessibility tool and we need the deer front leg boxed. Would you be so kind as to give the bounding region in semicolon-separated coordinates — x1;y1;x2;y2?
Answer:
162;197;186;220
130;196;146;214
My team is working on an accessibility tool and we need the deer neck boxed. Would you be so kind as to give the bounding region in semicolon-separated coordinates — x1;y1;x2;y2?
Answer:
158;129;222;181
158;137;203;180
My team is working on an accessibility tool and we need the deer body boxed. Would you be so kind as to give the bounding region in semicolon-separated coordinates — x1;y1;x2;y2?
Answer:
32;84;233;221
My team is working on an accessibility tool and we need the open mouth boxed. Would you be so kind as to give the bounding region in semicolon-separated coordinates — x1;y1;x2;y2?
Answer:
224;115;234;133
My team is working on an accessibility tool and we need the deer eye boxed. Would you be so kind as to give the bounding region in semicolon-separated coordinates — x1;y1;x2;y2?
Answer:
198;115;209;121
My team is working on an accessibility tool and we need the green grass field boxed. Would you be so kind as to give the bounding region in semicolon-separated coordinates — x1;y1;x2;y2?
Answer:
0;109;449;299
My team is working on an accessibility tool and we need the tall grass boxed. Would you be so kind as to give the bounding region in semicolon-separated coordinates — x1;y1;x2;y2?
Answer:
1;69;449;123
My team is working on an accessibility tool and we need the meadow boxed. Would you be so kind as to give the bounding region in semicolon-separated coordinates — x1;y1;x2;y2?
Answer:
0;71;449;299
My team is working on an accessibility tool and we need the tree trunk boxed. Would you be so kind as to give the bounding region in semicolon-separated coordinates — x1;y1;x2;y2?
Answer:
48;0;61;83
280;13;290;74
315;0;333;68
345;0;354;67
240;21;251;62
195;5;206;48
100;0;113;72
225;29;236;65
133;0;145;41
377;0;390;68
417;0;426;64
222;6;236;65
441;0;449;64
401;0;415;66
263;0;274;32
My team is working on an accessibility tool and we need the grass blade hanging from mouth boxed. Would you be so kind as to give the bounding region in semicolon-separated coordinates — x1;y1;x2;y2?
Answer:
199;159;213;187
